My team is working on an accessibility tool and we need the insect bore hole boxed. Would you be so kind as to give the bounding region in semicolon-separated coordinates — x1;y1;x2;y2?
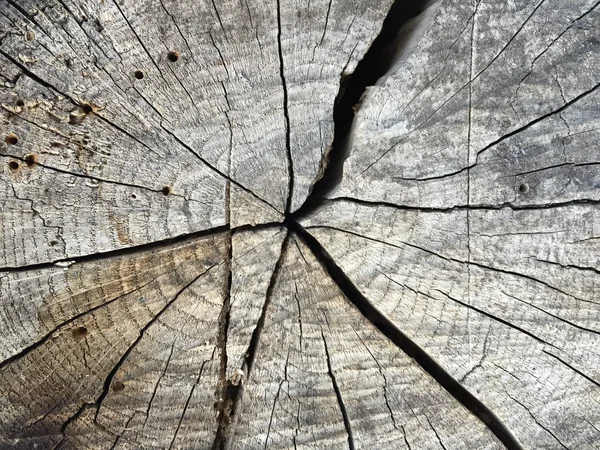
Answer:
167;51;180;62
72;326;88;339
112;381;125;392
16;99;24;107
5;134;18;145
519;183;530;194
162;186;172;196
8;161;20;171
25;154;38;166
134;70;144;80
82;103;93;114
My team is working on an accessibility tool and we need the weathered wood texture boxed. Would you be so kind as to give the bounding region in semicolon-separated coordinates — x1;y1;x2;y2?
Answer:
0;0;599;448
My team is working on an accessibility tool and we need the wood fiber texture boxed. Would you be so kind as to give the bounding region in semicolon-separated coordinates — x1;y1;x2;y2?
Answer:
0;0;598;448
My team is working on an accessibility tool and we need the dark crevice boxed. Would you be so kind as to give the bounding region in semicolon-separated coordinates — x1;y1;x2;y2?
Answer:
319;196;600;214
294;0;436;219
276;0;294;214
212;233;290;450
287;219;524;450
321;330;355;450
0;222;281;273
217;233;233;395
213;232;234;448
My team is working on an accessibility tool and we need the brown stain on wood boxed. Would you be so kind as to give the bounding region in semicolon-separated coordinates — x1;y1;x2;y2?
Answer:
0;234;228;439
108;211;132;245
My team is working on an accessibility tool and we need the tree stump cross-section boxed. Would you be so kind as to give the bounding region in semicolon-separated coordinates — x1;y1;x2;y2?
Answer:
1;0;599;448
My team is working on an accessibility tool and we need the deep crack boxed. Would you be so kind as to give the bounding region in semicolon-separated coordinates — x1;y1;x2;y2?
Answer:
287;219;524;450
294;0;437;219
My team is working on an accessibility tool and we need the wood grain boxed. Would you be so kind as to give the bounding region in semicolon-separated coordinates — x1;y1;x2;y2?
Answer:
1;0;598;448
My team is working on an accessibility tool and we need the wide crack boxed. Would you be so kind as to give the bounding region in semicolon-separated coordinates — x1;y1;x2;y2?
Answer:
210;1;522;448
293;0;438;219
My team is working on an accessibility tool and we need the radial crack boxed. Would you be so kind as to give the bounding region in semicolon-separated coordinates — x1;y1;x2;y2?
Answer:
211;232;290;449
293;0;437;218
275;0;294;214
287;219;524;449
321;330;355;450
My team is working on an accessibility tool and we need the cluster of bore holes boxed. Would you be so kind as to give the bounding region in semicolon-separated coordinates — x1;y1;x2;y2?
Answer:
133;51;180;79
6;134;40;171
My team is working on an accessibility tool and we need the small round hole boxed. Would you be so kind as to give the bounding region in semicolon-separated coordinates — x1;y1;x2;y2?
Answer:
519;183;530;194
82;103;93;114
16;99;24;107
167;51;180;62
8;161;20;170
161;186;172;196
112;381;125;392
25;31;35;41
131;193;137;199
50;240;59;246
5;134;18;145
25;154;37;166
72;326;88;339
134;70;144;80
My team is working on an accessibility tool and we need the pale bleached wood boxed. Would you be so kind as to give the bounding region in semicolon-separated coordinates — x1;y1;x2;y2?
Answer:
335;0;600;209
226;226;286;377
0;0;394;227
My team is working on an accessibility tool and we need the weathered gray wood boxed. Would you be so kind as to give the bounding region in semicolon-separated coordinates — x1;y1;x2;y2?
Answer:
1;0;599;448
233;236;502;449
301;201;600;448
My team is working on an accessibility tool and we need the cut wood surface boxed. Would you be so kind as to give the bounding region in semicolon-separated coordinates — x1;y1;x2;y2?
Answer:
0;0;598;448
